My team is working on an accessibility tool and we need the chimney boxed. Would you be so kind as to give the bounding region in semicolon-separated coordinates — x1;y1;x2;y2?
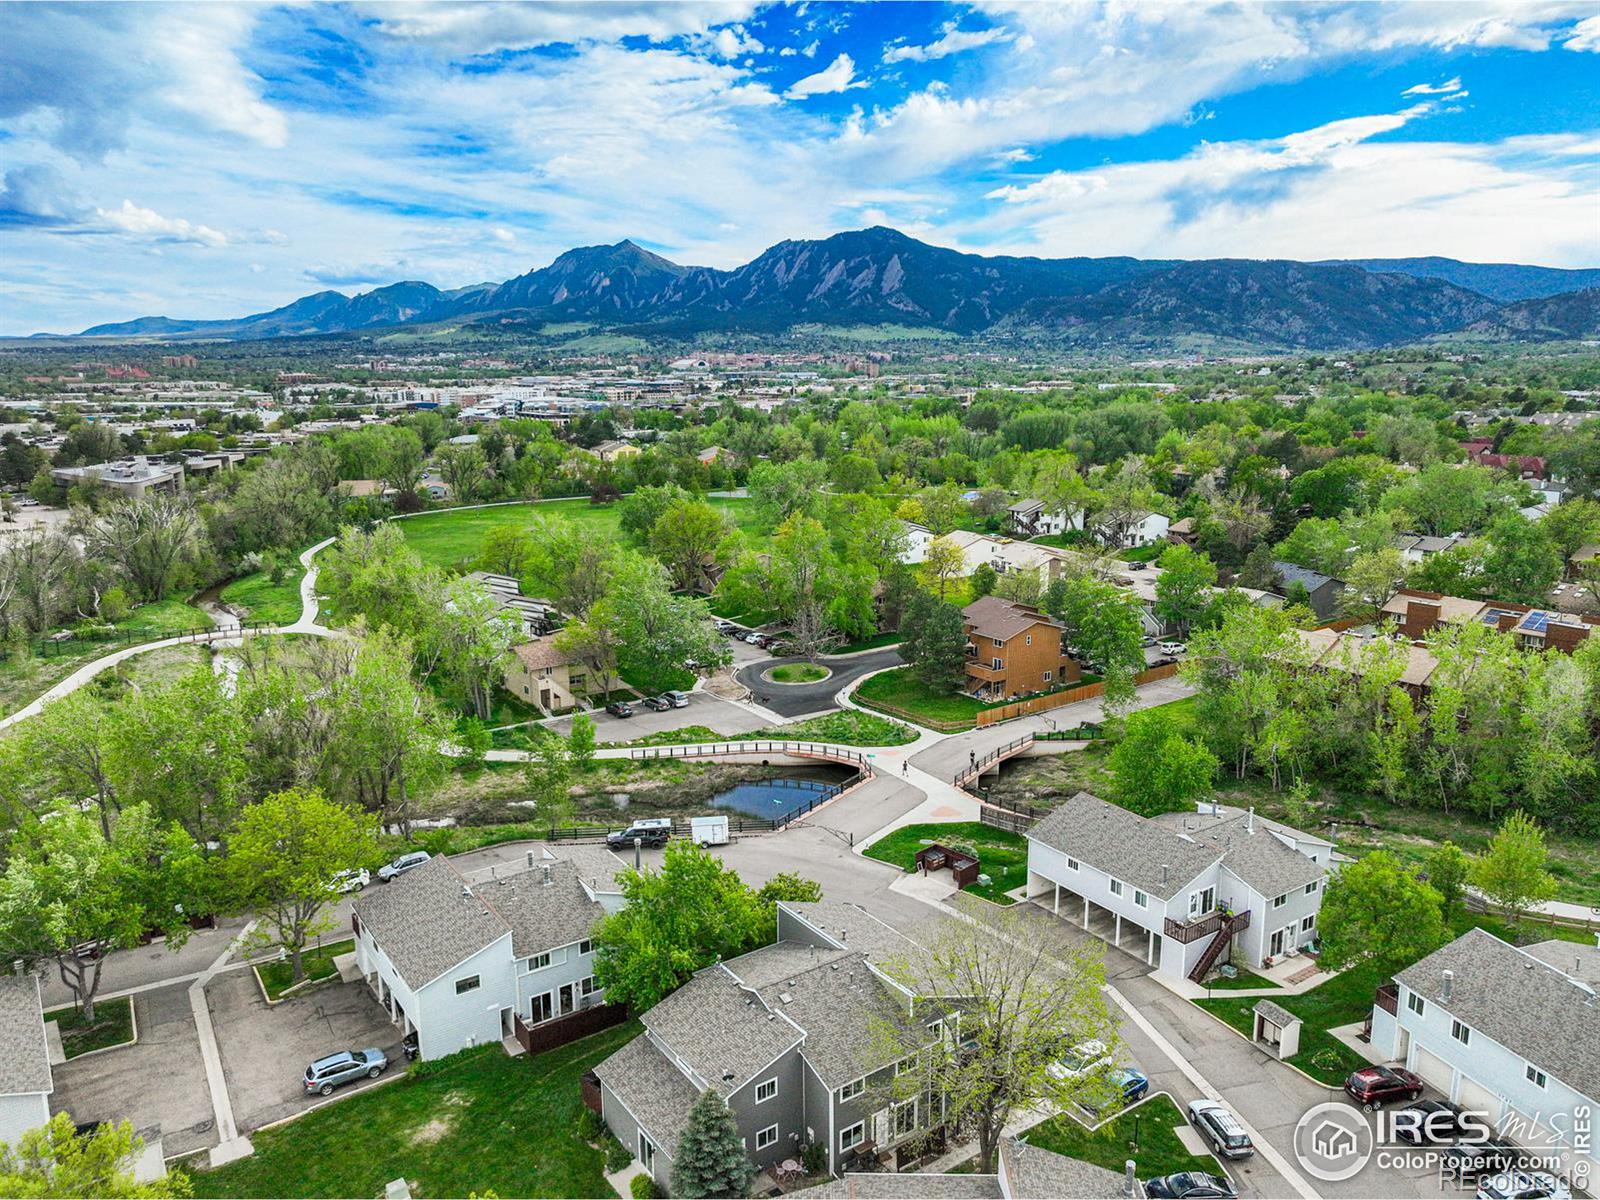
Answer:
1124;1160;1137;1198
1441;969;1454;1002
11;960;21;977
526;851;535;869
1247;807;1255;834
542;864;552;886
1161;864;1170;886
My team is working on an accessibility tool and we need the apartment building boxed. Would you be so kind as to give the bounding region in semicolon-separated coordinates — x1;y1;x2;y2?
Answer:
961;596;1079;701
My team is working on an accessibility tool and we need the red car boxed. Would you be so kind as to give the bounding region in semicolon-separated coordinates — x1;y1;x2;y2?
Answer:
1344;1066;1423;1110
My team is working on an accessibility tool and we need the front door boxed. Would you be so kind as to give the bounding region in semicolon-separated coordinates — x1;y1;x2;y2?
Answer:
1189;887;1215;918
559;983;575;1015
1270;926;1288;957
639;1133;657;1174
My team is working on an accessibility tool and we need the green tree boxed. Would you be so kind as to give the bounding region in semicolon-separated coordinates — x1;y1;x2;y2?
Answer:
227;788;379;983
1108;708;1219;816
0;803;206;1022
436;442;488;504
1317;852;1446;980
1340;548;1407;620
567;714;596;772
0;1113;190;1199
650;499;731;593
1154;545;1218;636
671;1089;755;1200
922;536;966;600
1539;497;1600;566
86;493;204;601
1424;841;1470;917
1477;513;1562;604
1236;542;1278;591
1054;574;1145;713
592;842;766;1011
968;562;997;600
902;592;968;693
618;484;691;547
1470;810;1557;925
477;525;536;578
526;737;574;827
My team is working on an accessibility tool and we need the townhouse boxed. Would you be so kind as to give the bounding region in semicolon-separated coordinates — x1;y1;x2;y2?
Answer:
504;638;590;713
351;846;626;1059
1270;561;1346;620
1006;498;1071;539
1382;587;1598;653
1369;928;1600;1181
0;975;52;1146
795;1135;1145;1198
1026;793;1328;984
961;596;1079;701
594;899;959;1193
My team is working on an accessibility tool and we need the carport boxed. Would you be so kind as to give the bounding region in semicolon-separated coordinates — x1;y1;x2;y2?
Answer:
1031;877;1159;967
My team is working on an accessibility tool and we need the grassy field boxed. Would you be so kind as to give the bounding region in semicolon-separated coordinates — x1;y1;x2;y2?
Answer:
768;663;829;684
1202;965;1280;990
187;1023;638;1198
219;568;305;625
46;997;135;1059
1023;1094;1224;1181
834;631;903;654
864;822;1029;904
853;667;1095;732
397;497;760;571
603;709;918;749
256;939;356;1002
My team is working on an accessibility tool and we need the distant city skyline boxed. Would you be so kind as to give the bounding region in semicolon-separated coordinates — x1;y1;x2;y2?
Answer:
3;1;1598;335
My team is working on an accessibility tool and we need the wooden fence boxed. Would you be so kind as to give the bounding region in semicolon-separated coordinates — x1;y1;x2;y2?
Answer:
974;662;1181;728
515;1001;629;1056
978;805;1036;835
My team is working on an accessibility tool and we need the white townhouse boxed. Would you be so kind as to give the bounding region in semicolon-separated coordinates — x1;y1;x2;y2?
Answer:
1369;929;1600;1181
1026;793;1327;984
0;975;52;1146
897;521;935;566
1007;498;1071;539
352;845;626;1059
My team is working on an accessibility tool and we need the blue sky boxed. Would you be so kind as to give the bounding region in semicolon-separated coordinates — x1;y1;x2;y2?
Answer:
2;1;1598;334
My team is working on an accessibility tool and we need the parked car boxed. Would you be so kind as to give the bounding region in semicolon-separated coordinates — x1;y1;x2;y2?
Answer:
664;690;690;708
606;818;673;850
1127;561;1149;572
303;1048;387;1096
1441;1140;1521;1180
1392;1098;1467;1145
714;620;737;634
330;868;370;894
1080;1066;1149;1113
377;851;430;883
1158;641;1187;656
1048;1039;1109;1081
605;701;634;718
743;631;768;646
639;695;670;712
1187;1100;1254;1160
1143;1172;1237;1198
1477;1171;1571;1200
1344;1065;1422;1110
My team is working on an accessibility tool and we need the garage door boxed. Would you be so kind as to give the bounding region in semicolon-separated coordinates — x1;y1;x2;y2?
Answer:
1412;1045;1454;1095
1457;1074;1502;1124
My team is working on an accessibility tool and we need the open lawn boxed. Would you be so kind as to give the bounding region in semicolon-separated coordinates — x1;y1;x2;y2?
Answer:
187;1023;638;1199
864;821;1028;904
768;663;829;684
46;997;135;1059
853;667;1094;733
1023;1094;1224;1181
219;568;305;625
256;939;355;1002
1201;965;1279;990
604;709;917;749
396;497;760;572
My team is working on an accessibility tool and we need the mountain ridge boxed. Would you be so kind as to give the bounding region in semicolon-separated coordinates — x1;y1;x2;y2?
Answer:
60;227;1600;349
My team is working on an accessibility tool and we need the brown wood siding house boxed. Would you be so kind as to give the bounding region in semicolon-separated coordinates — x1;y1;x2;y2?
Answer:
961;596;1079;701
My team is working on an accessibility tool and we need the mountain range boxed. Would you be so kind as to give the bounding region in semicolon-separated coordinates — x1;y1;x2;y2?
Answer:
65;227;1600;350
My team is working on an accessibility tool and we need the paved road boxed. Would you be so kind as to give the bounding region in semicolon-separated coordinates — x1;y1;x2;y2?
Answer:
734;646;904;718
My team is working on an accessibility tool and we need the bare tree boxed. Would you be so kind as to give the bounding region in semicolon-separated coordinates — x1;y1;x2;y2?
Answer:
87;493;202;601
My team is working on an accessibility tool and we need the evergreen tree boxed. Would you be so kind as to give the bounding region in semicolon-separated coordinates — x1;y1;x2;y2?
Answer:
902;592;968;693
671;1089;754;1199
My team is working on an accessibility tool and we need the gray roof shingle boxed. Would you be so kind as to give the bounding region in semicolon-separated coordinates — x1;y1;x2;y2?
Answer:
1027;793;1221;901
593;1034;699;1160
642;966;802;1095
752;952;921;1088
1272;561;1343;593
0;976;51;1097
963;596;1063;643
1203;815;1325;899
351;857;510;991
475;860;605;960
793;1174;1003;1198
1395;928;1600;1103
1004;1138;1141;1198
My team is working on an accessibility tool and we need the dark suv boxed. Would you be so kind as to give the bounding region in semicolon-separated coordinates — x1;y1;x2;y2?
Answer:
606;819;672;850
1143;1173;1236;1199
1344;1065;1422;1110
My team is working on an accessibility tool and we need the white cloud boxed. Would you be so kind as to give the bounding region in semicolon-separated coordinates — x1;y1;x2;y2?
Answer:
707;25;765;58
785;52;864;99
991;147;1035;165
492;226;517;244
1566;14;1600;50
1403;76;1464;95
883;22;1013;63
96;200;228;247
359;1;759;56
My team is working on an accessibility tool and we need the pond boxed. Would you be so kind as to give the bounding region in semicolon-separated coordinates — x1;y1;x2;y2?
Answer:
710;771;850;823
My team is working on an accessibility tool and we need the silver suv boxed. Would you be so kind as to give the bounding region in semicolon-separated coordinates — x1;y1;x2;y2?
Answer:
378;851;430;883
303;1048;387;1096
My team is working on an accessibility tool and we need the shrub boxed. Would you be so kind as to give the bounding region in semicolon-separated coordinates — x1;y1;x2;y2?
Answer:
576;1107;606;1143
800;1140;828;1175
630;1174;661;1199
603;1133;632;1174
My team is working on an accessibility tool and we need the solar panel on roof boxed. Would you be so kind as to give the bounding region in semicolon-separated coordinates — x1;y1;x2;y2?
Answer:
1522;611;1551;632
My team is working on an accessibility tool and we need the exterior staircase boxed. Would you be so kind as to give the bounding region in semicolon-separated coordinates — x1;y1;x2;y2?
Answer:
1186;910;1252;983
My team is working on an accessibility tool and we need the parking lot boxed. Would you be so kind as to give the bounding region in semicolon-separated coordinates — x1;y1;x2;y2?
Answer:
545;690;772;742
209;970;405;1134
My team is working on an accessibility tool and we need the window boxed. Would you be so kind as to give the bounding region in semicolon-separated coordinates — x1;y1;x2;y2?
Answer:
840;1122;865;1150
1065;856;1080;871
580;976;596;996
455;975;480;995
895;1056;917;1076
1272;893;1288;909
893;1102;918;1138
1526;1064;1548;1089
1300;915;1315;933
755;1125;779;1151
1305;880;1319;895
991;657;1003;670
1043;670;1053;683
579;939;593;955
1109;879;1124;898
1024;634;1033;646
755;1078;778;1104
529;992;553;1023
925;1019;944;1038
526;952;550;972
839;1078;865;1103
1451;1019;1471;1046
1133;890;1148;908
1406;991;1425;1018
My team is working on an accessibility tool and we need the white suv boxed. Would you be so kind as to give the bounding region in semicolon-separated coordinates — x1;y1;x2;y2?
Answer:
1158;641;1187;656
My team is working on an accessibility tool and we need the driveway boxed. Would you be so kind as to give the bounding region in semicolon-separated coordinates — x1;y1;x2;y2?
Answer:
735;647;904;719
546;692;771;742
208;969;406;1134
50;982;218;1158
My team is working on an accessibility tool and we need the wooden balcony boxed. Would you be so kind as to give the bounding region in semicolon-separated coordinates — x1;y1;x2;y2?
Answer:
965;661;1006;683
1375;983;1399;1016
1164;908;1251;944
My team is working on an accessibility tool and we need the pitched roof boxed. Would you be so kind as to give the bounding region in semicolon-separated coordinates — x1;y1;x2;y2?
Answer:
473;859;606;960
1027;792;1221;901
752;951;920;1088
351;857;511;991
1203;814;1325;898
1008;498;1044;515
793;1175;1003;1198
512;639;575;672
1003;1138;1141;1199
641;966;802;1096
1272;561;1343;593
1524;940;1600;987
0;976;51;1097
592;1034;699;1160
1395;928;1600;1103
962;595;1063;643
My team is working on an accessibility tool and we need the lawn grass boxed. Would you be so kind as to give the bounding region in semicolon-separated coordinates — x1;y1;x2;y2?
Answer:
1200;965;1280;990
853;666;1091;732
834;631;903;654
255;939;355;1002
768;663;829;684
45;996;134;1059
864;821;1029;904
187;1022;639;1199
219;569;304;625
1023;1094;1223;1180
398;497;759;571
602;710;918;749
1118;544;1166;563
120;598;213;635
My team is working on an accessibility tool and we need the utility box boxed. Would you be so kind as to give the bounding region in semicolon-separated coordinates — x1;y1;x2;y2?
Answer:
691;815;730;846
